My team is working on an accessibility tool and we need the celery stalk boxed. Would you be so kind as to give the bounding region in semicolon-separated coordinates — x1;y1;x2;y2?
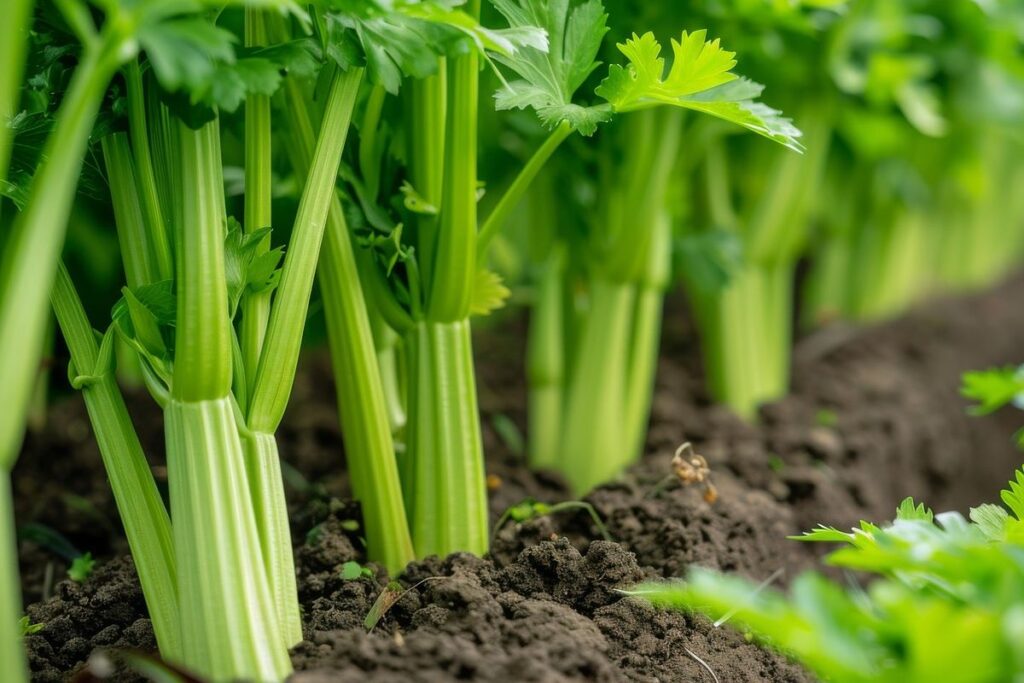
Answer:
50;262;180;659
403;320;488;556
168;120;289;681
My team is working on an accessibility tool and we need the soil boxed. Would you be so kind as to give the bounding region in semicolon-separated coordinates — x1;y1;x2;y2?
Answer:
11;274;1024;682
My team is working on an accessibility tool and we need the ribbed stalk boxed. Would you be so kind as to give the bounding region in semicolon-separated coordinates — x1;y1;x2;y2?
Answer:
559;280;635;495
248;67;362;434
172;120;231;401
320;209;416;570
146;84;178;235
169;120;289;679
0;35;125;472
845;206;928;322
102;133;159;288
427;50;478;322
240;9;273;396
526;252;565;470
276;60;414;572
243;432;301;646
477;122;572;256
697;263;792;419
165;398;289;681
403;320;488;556
622;209;671;463
124;59;172;281
623;284;663;459
50;262;179;659
0;473;25;683
408;71;446;289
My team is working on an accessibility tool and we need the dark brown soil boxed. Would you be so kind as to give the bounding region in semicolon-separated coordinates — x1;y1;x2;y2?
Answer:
12;274;1024;682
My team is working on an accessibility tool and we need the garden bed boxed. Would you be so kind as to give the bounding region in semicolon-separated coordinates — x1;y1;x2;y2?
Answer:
13;274;1024;682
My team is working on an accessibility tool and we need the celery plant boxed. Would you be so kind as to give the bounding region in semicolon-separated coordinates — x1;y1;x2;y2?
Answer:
802;0;1024;325
520;27;803;492
102;37;368;680
380;21;494;557
165;119;289;680
2;0;354;675
275;0;556;561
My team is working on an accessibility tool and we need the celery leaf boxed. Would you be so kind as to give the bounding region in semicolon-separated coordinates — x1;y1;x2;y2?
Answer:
469;269;510;316
961;365;1024;416
595;31;803;151
492;0;612;135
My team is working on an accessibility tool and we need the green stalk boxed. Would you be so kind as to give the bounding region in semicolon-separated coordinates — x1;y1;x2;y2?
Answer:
124;59;172;281
408;72;446;288
244;67;362;646
248;67;362;434
0;29;127;472
526;249;565;470
403;320;488;556
168;120;289;681
402;12;491;554
698;264;792;419
477;121;572;257
426;49;478;322
146;82;179;235
165;398;288;680
50;261;179;659
0;0;32;185
0;473;25;683
320;207;416;570
240;9;273;397
102;133;160;288
371;313;407;437
172;120;231;401
622;210;671;460
558;280;635;495
276;57;414;573
241;431;300;647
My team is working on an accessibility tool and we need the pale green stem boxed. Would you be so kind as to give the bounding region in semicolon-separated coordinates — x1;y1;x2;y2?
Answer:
477;122;572;258
165;398;290;681
243;432;301;647
274;53;414;572
51;261;180;659
248;67;363;434
558;280;635;495
124;58;173;281
320;206;416;571
526;251;565;470
169;120;289;679
102;133;159;288
0;0;33;185
427;50;478;322
372;316;407;437
403;320;488;556
240;8;273;398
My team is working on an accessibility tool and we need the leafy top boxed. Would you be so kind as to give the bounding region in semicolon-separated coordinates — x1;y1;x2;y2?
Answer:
491;0;611;135
322;0;546;93
595;31;804;151
490;4;802;149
